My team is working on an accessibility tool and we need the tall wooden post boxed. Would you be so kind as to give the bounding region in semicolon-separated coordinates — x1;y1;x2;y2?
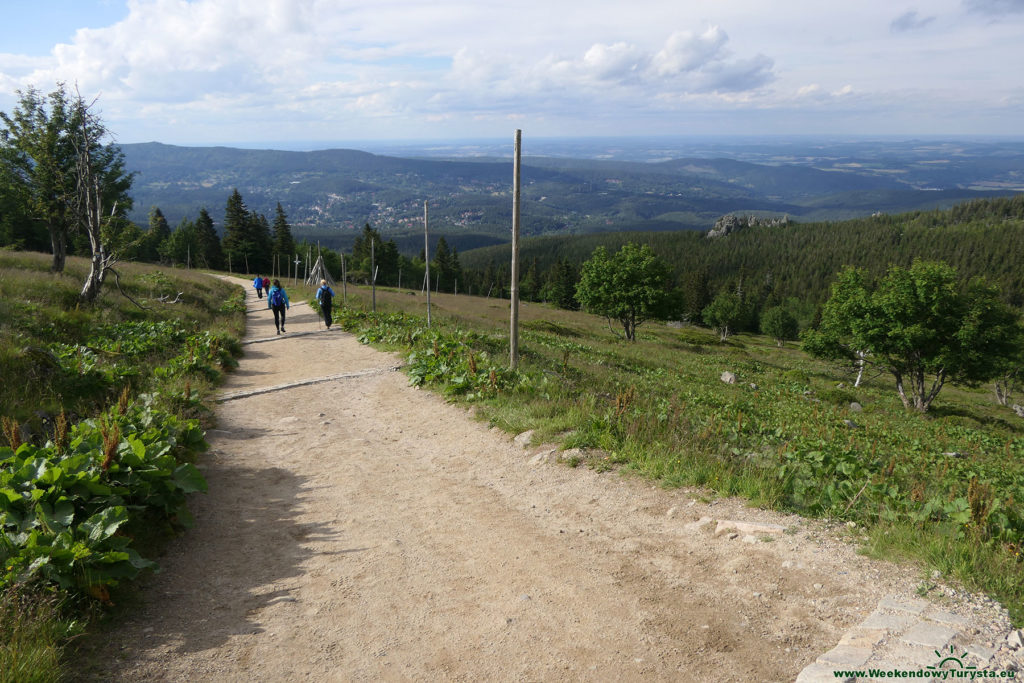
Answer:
340;252;347;307
424;201;431;328
510;129;522;370
371;238;376;313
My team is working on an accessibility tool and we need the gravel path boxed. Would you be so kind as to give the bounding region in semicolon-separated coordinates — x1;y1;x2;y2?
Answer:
79;279;1021;681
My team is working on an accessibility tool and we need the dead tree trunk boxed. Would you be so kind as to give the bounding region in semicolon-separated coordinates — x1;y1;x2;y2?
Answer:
73;94;117;303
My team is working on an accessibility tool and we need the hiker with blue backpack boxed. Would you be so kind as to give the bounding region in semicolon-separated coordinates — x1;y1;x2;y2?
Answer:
267;279;290;334
315;279;336;330
253;274;264;299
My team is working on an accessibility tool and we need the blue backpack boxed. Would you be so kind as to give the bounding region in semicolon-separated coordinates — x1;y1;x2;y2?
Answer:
269;288;284;307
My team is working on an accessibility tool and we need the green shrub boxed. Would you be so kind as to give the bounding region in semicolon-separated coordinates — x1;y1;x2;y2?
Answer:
677;328;719;346
818;387;858;406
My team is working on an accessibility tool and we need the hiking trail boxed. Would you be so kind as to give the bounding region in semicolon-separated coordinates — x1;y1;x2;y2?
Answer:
79;277;1020;682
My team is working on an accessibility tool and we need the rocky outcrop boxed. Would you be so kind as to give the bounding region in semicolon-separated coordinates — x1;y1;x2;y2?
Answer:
706;213;790;239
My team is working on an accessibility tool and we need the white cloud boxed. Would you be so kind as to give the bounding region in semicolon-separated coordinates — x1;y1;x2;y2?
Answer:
651;27;728;77
582;43;647;82
0;0;1021;141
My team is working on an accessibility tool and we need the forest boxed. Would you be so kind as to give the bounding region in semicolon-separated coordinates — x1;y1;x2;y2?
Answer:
457;195;1024;327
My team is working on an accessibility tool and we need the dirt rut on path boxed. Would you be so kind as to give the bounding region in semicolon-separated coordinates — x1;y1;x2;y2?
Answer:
81;279;996;682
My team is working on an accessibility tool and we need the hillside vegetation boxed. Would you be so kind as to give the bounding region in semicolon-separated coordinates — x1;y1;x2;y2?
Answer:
0;252;244;682
324;283;1024;627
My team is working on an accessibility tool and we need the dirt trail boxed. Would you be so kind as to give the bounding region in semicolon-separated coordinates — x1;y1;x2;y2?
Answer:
82;279;1012;681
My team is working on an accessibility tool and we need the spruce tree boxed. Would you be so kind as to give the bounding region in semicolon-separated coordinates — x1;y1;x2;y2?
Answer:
143;207;171;263
194;207;223;270
221;189;253;273
272;202;296;272
433;236;452;291
249;210;273;273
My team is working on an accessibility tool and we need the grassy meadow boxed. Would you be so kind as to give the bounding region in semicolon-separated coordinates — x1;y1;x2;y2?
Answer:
325;281;1024;626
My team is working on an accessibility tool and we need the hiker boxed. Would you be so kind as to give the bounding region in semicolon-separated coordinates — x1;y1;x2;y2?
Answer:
253;274;264;299
316;279;336;330
267;279;290;334
262;275;270;293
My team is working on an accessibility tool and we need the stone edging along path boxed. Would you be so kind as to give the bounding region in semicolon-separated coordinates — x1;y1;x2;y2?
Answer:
796;590;1023;681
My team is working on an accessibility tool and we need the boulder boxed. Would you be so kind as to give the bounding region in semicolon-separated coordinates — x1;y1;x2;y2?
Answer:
513;430;535;450
1007;629;1023;650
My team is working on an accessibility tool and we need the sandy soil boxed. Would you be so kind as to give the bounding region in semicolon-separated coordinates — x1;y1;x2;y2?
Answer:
77;279;994;682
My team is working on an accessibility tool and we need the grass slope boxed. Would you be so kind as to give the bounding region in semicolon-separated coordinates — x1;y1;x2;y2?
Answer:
327;282;1024;626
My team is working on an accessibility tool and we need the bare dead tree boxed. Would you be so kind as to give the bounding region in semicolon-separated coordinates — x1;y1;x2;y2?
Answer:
156;292;184;304
71;92;118;303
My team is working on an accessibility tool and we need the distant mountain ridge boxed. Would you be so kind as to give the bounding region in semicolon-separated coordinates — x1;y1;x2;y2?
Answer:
118;141;1013;249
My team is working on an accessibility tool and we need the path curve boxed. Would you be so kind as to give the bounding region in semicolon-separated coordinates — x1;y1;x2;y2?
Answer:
81;278;1019;682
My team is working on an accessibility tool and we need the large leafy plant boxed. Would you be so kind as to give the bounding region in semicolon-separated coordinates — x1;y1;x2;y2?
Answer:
0;397;206;593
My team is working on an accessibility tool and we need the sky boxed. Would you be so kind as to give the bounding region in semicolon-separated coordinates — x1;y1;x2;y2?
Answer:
1;0;1023;147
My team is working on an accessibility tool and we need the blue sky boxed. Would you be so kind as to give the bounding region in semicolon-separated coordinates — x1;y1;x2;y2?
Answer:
1;0;1023;146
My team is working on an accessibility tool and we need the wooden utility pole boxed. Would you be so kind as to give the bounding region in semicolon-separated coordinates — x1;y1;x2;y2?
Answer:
424;201;431;328
510;129;522;370
340;252;348;306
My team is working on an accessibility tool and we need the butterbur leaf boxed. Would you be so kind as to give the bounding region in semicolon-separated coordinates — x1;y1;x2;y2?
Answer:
79;507;128;543
172;506;196;529
14;458;49;487
82;479;114;496
96;550;130;564
37;499;75;531
38;464;65;486
124;547;157;570
172;464;207;494
182;426;207;451
124;437;147;465
62;453;94;474
27;554;51;573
